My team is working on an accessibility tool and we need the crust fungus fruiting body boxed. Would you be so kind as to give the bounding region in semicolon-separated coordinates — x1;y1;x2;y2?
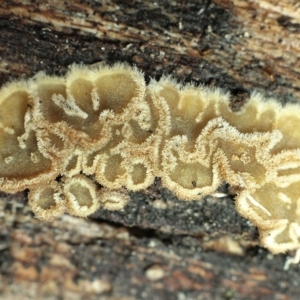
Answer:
1;63;300;258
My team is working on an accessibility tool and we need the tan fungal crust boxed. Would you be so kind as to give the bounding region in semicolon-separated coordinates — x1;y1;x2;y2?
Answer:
99;189;130;211
64;175;100;217
1;63;300;256
28;181;65;221
0;82;60;193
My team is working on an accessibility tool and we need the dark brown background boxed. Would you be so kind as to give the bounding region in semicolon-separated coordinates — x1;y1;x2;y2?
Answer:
0;1;300;299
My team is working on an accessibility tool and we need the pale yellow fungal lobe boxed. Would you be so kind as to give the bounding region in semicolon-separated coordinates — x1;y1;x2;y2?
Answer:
64;175;100;217
2;63;300;260
28;181;65;221
99;189;130;211
0;82;59;193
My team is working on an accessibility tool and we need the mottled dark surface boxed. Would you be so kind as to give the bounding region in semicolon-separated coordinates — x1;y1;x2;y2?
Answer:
1;0;300;299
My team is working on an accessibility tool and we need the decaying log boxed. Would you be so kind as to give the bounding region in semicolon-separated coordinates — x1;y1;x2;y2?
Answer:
0;1;300;299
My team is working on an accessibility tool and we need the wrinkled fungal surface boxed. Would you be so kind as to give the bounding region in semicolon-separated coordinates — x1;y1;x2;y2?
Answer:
1;63;300;255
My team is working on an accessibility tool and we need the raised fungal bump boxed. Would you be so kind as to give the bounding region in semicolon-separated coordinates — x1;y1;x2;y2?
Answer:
99;189;130;211
64;174;100;218
28;181;65;221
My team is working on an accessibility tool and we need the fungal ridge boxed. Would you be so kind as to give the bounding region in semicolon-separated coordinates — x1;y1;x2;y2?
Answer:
1;63;300;256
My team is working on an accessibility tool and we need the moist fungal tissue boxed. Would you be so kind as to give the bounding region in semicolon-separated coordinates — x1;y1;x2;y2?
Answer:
1;63;300;263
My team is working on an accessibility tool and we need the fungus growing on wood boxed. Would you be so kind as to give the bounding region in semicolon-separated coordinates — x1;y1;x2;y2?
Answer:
0;82;59;193
99;189;130;211
1;63;300;261
28;181;65;221
64;175;100;217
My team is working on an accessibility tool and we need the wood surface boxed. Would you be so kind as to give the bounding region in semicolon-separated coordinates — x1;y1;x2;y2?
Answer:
0;1;300;299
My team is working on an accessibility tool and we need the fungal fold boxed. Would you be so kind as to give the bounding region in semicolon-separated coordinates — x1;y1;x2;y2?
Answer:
1;63;300;258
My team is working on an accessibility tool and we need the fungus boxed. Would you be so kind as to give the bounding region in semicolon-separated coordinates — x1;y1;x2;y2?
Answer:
28;181;65;221
0;82;59;193
1;63;300;261
99;189;130;211
64;175;101;217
